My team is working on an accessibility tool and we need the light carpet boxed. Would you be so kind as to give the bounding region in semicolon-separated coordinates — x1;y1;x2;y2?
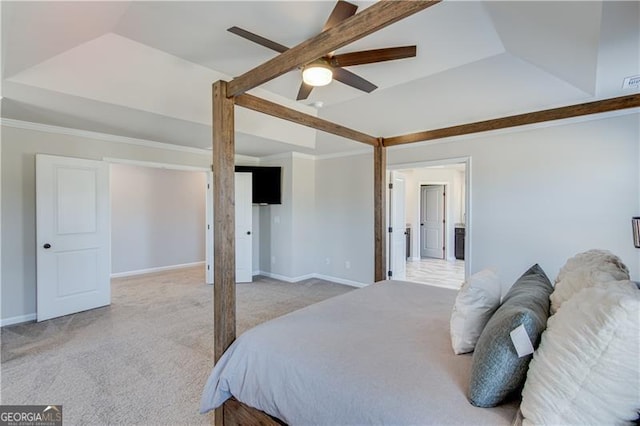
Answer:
0;267;353;425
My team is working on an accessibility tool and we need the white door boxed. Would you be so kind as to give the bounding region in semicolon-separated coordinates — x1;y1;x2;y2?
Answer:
421;185;445;259
235;172;253;283
389;172;406;280
36;154;110;321
206;172;213;284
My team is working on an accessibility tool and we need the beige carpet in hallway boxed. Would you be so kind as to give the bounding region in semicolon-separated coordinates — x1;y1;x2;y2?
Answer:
0;267;353;425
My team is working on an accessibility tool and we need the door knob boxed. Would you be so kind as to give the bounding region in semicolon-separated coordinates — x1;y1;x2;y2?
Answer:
43;243;51;249
246;231;251;235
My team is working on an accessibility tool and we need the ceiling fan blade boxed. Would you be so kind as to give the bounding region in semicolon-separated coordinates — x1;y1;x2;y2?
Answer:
322;0;358;32
227;26;289;53
296;82;314;101
332;67;378;93
330;46;417;67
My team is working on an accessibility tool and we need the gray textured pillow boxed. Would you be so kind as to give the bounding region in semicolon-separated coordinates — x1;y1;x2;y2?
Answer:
468;264;552;408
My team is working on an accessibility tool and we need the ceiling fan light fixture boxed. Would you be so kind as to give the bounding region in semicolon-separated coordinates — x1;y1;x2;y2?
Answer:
302;63;333;87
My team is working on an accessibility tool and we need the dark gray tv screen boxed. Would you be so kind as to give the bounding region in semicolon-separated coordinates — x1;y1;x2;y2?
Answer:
235;166;282;205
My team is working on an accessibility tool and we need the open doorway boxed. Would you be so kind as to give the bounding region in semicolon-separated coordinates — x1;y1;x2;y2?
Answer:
108;160;210;280
388;159;469;289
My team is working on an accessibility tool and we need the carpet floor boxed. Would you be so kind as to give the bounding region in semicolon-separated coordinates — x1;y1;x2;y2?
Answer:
0;267;353;425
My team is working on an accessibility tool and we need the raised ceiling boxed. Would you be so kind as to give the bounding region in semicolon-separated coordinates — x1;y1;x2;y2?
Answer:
1;1;638;157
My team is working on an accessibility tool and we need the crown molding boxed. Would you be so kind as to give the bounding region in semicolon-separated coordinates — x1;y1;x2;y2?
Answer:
259;152;295;162
235;154;261;165
312;148;372;160
0;118;211;155
291;152;316;160
0;118;377;162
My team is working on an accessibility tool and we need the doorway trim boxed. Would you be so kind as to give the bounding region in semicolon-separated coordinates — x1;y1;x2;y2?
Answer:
388;156;472;279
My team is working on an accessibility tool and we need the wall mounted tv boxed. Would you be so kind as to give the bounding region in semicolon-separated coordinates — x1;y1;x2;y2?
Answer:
235;166;282;205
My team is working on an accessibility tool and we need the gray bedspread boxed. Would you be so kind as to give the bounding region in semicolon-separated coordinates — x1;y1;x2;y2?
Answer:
200;280;519;425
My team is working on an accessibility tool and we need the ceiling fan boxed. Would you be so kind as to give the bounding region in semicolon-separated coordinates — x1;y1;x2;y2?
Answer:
227;0;417;101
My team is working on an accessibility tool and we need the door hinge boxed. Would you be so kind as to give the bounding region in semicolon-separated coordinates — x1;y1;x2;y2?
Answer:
207;265;210;270
207;224;210;230
388;183;393;189
207;184;210;189
388;270;393;277
388;227;393;233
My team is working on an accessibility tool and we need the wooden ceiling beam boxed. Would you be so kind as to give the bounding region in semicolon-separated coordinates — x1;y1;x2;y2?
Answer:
384;94;640;147
226;0;440;98
235;93;379;146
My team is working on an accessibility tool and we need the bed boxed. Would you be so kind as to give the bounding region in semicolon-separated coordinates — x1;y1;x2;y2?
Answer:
207;2;640;425
201;281;519;425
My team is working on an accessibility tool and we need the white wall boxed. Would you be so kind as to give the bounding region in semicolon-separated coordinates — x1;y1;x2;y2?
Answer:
110;163;206;274
291;156;317;278
258;153;317;280
0;124;211;323
315;153;374;285
259;155;293;277
313;114;640;291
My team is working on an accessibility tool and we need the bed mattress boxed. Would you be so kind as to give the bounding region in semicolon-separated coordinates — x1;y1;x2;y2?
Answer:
201;280;519;425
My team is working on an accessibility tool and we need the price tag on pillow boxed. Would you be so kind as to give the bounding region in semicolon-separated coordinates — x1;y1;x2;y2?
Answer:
510;324;534;357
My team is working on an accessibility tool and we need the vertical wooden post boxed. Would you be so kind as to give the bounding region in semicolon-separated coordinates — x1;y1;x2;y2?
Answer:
212;80;235;426
374;140;387;282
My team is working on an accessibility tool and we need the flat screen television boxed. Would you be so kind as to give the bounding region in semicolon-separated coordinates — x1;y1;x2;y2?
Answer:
235;166;282;205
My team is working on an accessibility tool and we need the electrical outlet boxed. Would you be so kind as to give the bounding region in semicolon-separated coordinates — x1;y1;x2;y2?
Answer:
345;261;351;269
622;74;640;89
271;256;276;265
274;215;280;224
325;258;331;265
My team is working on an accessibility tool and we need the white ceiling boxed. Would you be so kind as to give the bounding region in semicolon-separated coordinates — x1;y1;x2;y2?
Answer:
1;1;638;158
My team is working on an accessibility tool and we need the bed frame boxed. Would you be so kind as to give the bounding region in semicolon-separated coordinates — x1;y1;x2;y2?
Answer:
210;1;640;424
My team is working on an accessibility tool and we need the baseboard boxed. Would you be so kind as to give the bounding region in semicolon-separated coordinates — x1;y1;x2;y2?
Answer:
1;313;36;327
313;274;369;288
111;261;205;278
3;270;367;326
410;257;420;261
256;271;368;288
255;271;315;283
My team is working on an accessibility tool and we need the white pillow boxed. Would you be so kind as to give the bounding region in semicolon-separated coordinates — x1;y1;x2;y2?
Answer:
521;280;640;425
550;249;629;314
450;268;501;355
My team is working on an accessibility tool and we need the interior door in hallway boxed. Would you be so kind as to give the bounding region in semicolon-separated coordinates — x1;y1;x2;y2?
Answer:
420;185;445;259
36;154;111;321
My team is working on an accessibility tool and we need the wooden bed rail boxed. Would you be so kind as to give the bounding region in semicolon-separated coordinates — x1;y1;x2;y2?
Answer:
373;142;387;282
235;93;378;146
212;80;236;426
384;93;640;146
